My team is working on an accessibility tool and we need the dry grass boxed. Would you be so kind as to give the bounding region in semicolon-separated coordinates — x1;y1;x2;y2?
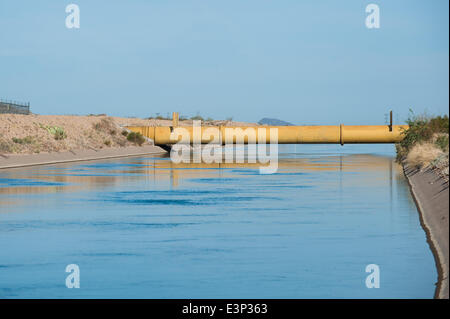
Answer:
433;154;449;181
405;141;449;181
413;133;448;181
396;113;449;180
405;142;445;169
396;113;448;161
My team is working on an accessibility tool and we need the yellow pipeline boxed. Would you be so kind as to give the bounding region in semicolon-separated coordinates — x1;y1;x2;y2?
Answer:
126;124;408;145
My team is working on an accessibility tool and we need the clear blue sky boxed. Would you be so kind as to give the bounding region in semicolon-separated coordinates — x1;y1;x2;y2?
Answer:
0;0;448;124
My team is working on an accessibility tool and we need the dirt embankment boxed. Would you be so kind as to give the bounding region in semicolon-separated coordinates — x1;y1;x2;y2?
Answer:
0;114;145;154
0;114;256;155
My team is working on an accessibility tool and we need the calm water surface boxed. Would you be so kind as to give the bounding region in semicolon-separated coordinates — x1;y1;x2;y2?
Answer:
0;144;436;298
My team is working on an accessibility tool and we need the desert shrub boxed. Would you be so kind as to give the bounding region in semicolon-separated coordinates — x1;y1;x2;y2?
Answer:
121;130;129;137
88;113;107;117
429;116;449;133
154;113;172;120
53;127;67;140
39;124;67;140
127;132;145;146
190;114;204;121
104;140;111;146
116;138;126;147
93;117;117;135
435;135;449;152
396;111;449;161
0;140;13;153
12;136;34;144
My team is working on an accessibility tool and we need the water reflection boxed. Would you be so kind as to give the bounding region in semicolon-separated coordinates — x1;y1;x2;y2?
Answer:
0;151;399;196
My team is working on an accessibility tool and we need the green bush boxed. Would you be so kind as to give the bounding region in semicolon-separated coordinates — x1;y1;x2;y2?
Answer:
436;135;449;152
396;111;449;161
121;130;129;137
190;115;204;121
0;141;13;153
429;116;449;133
154;113;171;120
127;132;145;146
39;124;67;140
53;127;67;140
12;136;34;144
93;118;118;137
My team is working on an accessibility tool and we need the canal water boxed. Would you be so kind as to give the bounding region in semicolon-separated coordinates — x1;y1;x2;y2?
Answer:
0;144;436;298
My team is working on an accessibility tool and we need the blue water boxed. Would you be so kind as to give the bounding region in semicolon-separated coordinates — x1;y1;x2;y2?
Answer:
0;144;436;298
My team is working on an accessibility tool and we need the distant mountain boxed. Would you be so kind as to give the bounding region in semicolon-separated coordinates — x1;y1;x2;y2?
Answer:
258;118;295;126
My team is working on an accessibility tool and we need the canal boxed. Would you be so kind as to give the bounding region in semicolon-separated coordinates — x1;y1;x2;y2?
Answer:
0;144;436;298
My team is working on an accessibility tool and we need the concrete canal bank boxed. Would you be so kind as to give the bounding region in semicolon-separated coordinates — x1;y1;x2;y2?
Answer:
404;164;449;299
0;145;167;170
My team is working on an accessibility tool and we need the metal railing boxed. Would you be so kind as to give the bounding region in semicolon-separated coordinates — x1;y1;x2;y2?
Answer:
0;98;30;114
